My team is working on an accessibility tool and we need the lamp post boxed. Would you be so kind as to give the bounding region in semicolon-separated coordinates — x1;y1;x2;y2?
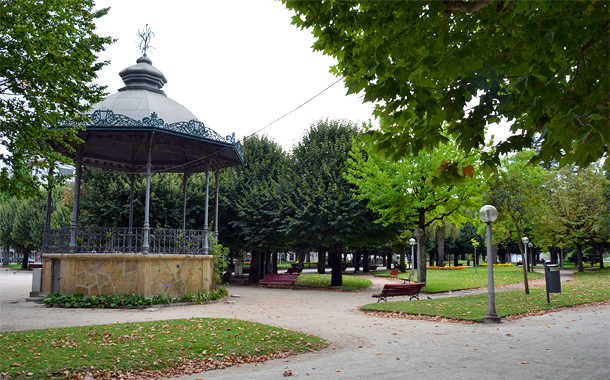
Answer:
409;237;416;279
527;241;534;272
479;205;500;323
522;237;530;274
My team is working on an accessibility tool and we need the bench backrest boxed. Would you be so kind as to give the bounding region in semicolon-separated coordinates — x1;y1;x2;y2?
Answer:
382;282;425;295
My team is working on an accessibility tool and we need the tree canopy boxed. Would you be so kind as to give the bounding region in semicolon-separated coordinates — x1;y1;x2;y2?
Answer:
286;119;389;285
0;0;113;197
539;164;606;272
346;134;485;283
283;0;609;181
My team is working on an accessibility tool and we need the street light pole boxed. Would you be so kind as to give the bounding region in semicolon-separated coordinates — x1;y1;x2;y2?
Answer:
527;241;534;272
409;238;416;280
522;237;530;277
414;228;424;282
479;205;500;324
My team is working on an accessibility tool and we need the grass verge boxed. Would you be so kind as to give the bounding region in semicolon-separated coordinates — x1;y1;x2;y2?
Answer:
295;274;372;291
361;269;609;322
375;266;544;293
0;318;328;380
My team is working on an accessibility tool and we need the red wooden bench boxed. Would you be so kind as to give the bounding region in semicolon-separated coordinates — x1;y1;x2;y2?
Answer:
372;282;425;302
259;274;299;287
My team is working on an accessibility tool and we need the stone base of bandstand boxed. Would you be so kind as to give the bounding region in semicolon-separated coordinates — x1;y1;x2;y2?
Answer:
40;253;215;297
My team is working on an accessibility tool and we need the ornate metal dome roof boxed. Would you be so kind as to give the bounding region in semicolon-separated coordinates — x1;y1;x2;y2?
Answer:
90;55;199;124
54;54;243;173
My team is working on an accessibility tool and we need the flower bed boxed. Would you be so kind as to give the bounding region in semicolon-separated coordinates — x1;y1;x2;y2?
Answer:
427;265;465;270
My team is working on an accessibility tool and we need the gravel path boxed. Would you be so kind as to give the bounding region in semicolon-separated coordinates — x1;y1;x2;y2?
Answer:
1;268;608;380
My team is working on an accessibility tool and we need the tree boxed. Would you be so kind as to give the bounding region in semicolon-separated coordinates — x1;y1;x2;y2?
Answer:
0;0;114;197
541;165;606;272
0;198;18;265
427;220;460;267
220;135;289;283
283;1;609;181
485;150;548;293
0;190;70;268
346;135;485;283
286;119;383;286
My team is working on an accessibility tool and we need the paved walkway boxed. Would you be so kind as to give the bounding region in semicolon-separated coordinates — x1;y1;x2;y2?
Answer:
1;268;608;379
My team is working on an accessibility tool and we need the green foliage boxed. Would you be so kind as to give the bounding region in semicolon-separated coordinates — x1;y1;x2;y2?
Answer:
0;189;70;253
539;165;606;271
285;119;377;249
221;135;289;253
0;0;114;197
42;288;229;309
283;1;609;182
346;133;485;283
210;237;229;286
0;318;327;379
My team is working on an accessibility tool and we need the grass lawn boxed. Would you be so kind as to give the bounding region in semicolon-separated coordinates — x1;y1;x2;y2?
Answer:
295;274;372;291
376;266;544;293
0;318;328;380
361;268;609;322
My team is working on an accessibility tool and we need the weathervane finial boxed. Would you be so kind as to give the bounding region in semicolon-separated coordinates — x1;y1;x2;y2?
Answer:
137;24;154;57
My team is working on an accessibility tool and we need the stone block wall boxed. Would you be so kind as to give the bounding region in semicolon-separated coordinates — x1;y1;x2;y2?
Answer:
41;253;215;297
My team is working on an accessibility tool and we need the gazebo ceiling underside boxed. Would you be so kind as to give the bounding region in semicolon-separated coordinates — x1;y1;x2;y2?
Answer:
54;127;243;173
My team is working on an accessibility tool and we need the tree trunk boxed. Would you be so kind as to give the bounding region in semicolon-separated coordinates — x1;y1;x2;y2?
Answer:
576;243;584;272
363;250;370;272
515;228;530;294
21;248;30;270
317;247;326;274
248;250;261;284
330;243;342;286
598;244;605;269
272;252;278;274
397;245;406;272
2;246;10;266
437;228;445;267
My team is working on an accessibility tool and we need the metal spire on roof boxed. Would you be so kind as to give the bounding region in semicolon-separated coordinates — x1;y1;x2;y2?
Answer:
137;24;154;57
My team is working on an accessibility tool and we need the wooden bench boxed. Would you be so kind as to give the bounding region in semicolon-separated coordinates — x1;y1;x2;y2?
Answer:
259;274;299;287
372;282;425;302
285;267;303;274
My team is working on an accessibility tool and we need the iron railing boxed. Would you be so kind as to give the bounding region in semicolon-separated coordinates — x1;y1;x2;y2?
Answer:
44;227;212;254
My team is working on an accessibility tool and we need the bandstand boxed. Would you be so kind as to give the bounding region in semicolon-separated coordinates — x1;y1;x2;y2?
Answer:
41;39;243;297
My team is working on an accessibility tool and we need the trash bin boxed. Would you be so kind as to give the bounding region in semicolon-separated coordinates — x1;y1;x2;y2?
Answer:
544;263;561;303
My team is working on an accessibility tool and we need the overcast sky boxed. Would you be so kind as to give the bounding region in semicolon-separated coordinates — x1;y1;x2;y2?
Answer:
93;0;514;152
93;0;379;151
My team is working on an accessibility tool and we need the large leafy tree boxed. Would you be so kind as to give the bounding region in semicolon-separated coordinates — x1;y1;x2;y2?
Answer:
540;165;606;272
286;119;382;286
283;1;609;180
0;190;70;268
0;0;113;197
219;135;289;283
346;136;484;283
485;150;548;293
